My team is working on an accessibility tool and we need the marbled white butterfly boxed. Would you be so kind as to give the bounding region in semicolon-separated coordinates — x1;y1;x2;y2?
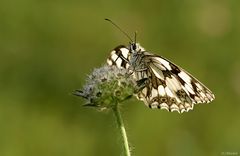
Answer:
106;19;215;113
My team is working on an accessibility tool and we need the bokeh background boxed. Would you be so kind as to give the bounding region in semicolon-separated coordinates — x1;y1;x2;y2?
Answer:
0;0;240;156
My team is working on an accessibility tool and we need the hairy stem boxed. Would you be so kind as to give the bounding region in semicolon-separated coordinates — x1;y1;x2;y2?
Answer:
112;104;131;156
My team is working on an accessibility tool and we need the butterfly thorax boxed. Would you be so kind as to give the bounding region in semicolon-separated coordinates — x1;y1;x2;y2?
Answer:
129;43;148;72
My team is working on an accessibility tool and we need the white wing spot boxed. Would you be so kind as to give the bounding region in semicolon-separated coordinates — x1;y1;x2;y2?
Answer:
120;48;129;59
166;77;181;92
178;71;192;84
158;85;166;96
150;66;164;80
165;87;174;97
151;88;158;97
110;51;115;55
155;57;172;70
111;53;118;61
115;58;122;68
107;59;112;65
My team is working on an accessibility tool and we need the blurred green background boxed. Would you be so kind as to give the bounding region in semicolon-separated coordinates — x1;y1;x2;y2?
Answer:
0;0;240;155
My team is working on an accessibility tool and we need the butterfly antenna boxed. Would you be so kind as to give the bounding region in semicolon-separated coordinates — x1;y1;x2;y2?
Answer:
105;18;133;42
134;31;137;43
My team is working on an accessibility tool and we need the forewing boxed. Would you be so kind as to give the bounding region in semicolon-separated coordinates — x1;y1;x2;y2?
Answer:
107;45;131;69
136;53;215;113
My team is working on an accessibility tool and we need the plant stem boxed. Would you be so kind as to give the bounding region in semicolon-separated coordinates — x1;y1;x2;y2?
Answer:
112;104;131;156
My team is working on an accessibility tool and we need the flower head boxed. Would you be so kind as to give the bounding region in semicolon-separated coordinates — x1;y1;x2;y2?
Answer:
74;65;137;110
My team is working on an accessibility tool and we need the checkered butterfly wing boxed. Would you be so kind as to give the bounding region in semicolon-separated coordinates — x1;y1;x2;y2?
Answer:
107;45;132;69
107;44;215;113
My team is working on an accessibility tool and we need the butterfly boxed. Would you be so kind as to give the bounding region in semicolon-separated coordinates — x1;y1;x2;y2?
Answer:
106;42;215;113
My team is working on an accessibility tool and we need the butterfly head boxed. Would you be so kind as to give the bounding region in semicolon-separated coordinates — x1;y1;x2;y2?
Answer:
129;43;145;53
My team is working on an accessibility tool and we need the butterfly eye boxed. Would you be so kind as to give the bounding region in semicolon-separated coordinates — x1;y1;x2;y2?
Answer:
132;44;137;50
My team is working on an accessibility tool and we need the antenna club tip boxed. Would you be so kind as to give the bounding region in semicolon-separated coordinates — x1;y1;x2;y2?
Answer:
105;18;110;21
